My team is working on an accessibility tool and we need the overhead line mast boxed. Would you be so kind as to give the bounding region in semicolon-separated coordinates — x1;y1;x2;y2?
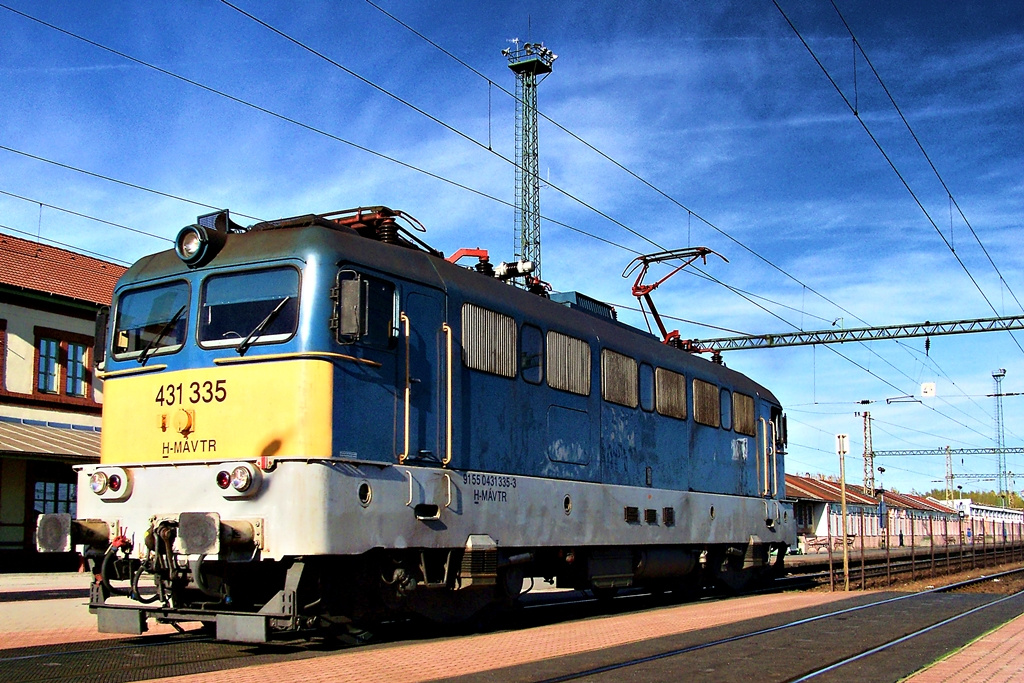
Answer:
503;40;556;283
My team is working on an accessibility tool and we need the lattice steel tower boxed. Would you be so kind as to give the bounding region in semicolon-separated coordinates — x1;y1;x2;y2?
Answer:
504;41;556;281
860;411;874;495
993;368;1008;506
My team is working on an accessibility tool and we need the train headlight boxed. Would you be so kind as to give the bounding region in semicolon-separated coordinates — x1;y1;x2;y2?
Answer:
87;467;133;501
178;229;201;258
216;462;262;499
174;224;226;267
230;466;252;492
89;472;108;494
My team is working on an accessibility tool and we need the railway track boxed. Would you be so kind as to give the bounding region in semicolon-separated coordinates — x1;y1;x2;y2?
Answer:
527;568;1024;683
789;542;1024;589
4;568;1023;682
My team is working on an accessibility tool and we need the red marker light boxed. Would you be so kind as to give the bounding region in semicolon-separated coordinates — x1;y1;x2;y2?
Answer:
216;471;231;489
107;474;122;492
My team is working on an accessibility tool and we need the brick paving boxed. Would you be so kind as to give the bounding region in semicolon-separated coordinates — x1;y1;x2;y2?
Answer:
0;573;191;649
144;591;851;683
903;613;1024;683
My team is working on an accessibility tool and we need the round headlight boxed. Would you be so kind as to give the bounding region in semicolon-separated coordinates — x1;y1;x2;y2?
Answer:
89;471;108;494
216;470;232;489
230;466;252;492
174;224;226;267
179;230;201;258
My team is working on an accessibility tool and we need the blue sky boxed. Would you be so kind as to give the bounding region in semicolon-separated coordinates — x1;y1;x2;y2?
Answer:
2;1;1023;496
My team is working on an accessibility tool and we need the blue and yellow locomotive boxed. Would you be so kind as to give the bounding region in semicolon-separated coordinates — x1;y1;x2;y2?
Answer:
37;207;794;641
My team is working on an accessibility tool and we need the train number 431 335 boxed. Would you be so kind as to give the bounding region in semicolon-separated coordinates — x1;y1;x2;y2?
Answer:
155;380;227;406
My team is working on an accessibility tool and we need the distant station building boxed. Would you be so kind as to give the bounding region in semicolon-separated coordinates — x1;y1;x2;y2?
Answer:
949;498;1024;526
786;473;959;553
0;232;125;570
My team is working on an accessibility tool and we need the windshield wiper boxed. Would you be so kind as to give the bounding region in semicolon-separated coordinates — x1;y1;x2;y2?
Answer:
236;297;291;356
137;305;187;365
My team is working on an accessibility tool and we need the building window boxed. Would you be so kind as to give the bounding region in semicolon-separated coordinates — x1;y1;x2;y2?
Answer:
601;349;638;407
547;331;590;395
34;480;77;517
693;378;720;427
32;327;95;404
37;338;60;393
461;304;517;378
733;393;756;436
66;343;88;396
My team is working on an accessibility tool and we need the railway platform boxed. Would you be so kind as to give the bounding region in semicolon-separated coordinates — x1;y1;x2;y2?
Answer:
2;571;1023;682
904;612;1024;683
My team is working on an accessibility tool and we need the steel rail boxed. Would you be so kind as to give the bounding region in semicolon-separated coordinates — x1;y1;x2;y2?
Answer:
790;587;1024;682
532;567;1024;683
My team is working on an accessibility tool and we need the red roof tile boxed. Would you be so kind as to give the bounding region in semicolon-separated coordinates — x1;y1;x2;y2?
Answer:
0;232;127;306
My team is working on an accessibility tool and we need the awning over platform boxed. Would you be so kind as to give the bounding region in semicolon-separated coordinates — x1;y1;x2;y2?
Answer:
0;416;100;462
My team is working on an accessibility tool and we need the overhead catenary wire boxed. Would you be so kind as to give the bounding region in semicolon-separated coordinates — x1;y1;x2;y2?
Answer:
362;0;887;336
0;189;172;244
2;6;1007;485
828;0;1024;318
0;223;133;265
0;5;641;259
356;0;1003;454
771;0;1024;358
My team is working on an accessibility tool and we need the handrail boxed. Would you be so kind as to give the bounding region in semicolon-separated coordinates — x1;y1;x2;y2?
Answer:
442;323;453;466
443;472;453;508
759;417;770;496
399;313;411;464
770;420;779;496
755;418;762;497
214;351;381;367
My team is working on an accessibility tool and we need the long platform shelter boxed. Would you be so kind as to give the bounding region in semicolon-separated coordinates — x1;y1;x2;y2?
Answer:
786;473;1024;554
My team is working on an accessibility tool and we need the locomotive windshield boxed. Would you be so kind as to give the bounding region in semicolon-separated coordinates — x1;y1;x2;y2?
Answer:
198;266;300;348
112;281;190;359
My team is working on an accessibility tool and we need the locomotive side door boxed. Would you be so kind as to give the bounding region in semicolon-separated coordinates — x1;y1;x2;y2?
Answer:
400;286;446;464
755;397;779;498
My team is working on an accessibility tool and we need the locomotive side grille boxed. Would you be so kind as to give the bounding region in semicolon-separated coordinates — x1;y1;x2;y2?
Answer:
663;507;676;526
733;392;756;436
461;304;517;378
693;379;721;427
601;349;638;408
547;331;591;395
655;368;687;419
644;508;658;524
624;506;640;523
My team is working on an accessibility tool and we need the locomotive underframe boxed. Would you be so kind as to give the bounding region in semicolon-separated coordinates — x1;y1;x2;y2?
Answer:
56;458;793;641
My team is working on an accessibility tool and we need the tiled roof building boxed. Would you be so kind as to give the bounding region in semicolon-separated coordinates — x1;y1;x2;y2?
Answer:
0;231;125;570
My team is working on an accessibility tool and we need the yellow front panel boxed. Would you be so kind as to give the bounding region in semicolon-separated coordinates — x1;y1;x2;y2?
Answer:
101;360;333;463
